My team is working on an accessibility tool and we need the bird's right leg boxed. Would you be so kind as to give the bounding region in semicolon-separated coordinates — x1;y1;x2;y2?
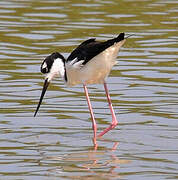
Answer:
83;84;97;150
97;82;118;137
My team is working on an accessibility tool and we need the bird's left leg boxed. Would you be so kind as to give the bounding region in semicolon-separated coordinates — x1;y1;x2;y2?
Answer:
83;84;98;149
97;82;118;137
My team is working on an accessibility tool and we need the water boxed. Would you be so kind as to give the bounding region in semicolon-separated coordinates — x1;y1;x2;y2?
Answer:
0;0;178;179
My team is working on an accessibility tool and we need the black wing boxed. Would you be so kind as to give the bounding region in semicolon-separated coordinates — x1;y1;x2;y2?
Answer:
66;33;125;65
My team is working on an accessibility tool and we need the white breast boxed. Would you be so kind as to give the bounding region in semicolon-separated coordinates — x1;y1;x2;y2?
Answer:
66;39;126;86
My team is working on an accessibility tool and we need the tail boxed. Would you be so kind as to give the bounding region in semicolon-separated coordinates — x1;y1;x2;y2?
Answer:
116;33;135;41
106;33;125;46
115;32;125;42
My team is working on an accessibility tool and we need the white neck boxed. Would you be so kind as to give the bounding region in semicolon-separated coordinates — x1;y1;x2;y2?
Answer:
46;58;65;81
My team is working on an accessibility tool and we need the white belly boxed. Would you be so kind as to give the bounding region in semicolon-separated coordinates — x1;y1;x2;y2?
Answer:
65;40;125;87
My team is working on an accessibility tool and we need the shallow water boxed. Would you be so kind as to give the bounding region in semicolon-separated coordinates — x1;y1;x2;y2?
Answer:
0;0;178;179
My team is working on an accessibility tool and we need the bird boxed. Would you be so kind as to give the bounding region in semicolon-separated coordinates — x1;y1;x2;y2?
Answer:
34;32;126;148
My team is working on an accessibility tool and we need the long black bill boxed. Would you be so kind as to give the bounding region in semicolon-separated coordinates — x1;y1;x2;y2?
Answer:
34;79;50;117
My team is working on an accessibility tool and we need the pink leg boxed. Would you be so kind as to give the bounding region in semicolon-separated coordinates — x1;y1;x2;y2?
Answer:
97;82;118;137
83;84;97;149
111;142;119;151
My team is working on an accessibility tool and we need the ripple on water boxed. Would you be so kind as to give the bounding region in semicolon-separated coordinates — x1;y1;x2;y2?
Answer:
0;0;178;179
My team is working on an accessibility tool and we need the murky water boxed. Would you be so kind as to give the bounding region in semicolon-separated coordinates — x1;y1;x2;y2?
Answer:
0;0;178;179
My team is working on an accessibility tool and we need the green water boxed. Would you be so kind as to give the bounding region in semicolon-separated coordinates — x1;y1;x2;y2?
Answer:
0;0;178;179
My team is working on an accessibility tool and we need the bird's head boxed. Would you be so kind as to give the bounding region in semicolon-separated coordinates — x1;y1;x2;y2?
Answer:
34;52;65;117
41;52;66;81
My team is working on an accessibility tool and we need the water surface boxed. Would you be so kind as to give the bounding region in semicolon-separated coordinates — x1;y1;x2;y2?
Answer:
0;0;178;179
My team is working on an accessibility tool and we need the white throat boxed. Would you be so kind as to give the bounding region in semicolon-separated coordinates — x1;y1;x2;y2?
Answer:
46;58;65;81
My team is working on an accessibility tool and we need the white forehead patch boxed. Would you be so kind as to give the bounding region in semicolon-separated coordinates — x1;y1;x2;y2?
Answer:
42;62;47;69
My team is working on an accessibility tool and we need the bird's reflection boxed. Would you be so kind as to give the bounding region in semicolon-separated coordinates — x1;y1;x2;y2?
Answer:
37;141;131;179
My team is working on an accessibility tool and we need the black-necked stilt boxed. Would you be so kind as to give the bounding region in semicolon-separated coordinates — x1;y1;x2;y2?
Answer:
34;32;126;148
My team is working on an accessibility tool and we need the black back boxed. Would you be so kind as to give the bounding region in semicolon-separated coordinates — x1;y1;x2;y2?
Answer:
67;33;125;65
